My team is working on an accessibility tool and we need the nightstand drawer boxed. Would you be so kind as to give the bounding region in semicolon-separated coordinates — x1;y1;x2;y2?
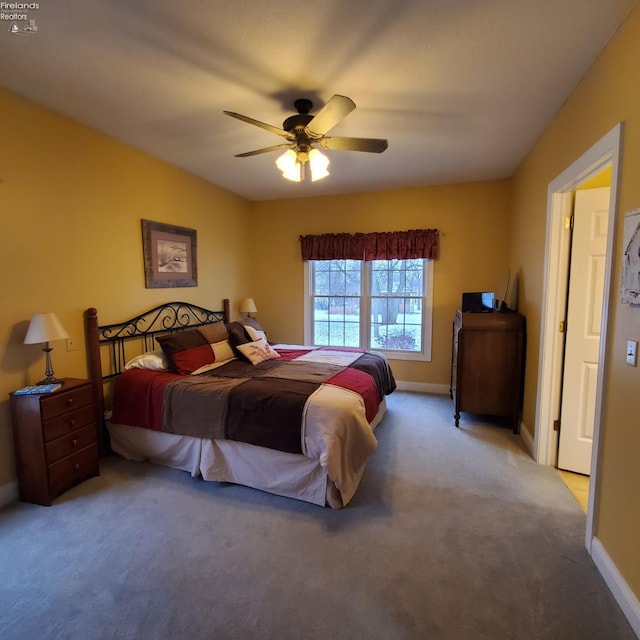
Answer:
47;444;99;498
41;384;94;421
46;424;98;464
42;404;96;442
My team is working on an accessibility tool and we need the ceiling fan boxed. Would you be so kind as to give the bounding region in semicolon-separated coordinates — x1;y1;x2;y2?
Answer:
223;95;388;182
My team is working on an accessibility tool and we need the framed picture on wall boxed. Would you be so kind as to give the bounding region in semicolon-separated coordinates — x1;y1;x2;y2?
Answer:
142;219;197;288
621;209;640;305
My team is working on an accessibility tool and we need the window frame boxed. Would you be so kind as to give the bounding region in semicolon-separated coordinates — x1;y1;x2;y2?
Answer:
304;258;433;361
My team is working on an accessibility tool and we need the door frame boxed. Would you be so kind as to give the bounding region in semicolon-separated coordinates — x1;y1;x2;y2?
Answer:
534;123;623;550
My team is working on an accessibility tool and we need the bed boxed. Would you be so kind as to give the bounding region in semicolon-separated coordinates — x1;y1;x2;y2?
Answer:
84;300;395;508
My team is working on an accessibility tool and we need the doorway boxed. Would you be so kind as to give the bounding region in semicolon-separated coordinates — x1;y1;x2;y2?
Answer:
534;123;623;551
555;186;611;513
557;186;611;475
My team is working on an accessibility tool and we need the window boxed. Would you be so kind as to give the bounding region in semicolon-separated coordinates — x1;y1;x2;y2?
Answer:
305;258;433;360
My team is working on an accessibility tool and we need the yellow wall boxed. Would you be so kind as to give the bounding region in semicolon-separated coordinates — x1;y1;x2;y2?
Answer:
511;5;640;595
0;87;253;489
250;181;512;385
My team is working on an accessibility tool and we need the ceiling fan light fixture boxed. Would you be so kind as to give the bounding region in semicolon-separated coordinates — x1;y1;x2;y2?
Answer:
275;149;301;182
308;148;330;182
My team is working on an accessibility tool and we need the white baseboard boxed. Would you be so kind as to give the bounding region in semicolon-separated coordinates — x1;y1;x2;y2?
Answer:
591;537;640;638
395;381;450;395
0;480;18;508
519;421;535;456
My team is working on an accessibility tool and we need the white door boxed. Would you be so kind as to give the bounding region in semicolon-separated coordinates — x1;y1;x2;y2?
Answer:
558;187;610;475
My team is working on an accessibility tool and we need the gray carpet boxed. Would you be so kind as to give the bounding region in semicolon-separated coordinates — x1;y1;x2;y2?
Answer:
0;392;636;640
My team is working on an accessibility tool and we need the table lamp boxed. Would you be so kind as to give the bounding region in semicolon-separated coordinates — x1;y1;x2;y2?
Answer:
24;312;69;384
240;298;257;318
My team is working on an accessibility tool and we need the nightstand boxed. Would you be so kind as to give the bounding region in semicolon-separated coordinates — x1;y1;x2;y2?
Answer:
10;378;100;505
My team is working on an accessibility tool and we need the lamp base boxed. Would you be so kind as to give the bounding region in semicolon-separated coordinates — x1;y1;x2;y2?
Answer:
36;376;64;386
38;344;63;386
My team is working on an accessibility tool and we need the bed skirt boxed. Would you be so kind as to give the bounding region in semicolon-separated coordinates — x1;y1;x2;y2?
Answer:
107;398;386;508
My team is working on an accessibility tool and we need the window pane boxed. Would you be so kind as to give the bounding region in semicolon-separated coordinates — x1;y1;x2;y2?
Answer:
314;270;330;295
371;267;389;294
372;259;390;272
346;270;360;295
312;297;328;345
369;259;425;353
329;323;345;345
313;321;329;345
405;262;423;295
329;269;346;295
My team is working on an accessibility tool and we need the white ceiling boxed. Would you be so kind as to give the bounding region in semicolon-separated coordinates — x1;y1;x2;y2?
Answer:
1;0;636;201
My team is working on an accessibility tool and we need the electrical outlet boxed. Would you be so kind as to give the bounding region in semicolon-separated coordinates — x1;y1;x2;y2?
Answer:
66;337;77;352
627;340;638;367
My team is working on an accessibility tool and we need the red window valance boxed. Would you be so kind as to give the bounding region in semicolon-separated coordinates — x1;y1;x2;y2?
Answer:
299;228;440;261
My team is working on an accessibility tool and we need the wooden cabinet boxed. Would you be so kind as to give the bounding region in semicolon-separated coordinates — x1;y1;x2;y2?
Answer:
451;310;525;433
10;378;99;505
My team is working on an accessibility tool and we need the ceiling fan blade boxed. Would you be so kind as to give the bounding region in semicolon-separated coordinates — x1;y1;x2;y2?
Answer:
234;143;292;158
305;95;356;139
223;111;291;138
319;136;388;153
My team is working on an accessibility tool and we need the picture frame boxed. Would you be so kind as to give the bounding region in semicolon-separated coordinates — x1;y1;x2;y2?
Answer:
621;208;640;305
141;219;197;288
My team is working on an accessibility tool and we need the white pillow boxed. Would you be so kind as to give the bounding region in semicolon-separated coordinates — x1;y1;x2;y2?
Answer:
244;324;267;342
236;338;281;365
124;350;168;371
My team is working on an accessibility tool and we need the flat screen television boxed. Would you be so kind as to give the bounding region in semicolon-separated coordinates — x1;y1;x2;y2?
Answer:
462;292;494;313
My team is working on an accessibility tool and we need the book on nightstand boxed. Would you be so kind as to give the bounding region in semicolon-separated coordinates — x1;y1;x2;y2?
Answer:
13;383;62;395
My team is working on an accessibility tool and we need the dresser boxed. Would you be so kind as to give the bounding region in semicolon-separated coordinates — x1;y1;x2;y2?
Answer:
10;378;100;505
450;310;525;433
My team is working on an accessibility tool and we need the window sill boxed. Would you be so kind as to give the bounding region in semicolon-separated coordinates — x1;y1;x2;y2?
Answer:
376;349;431;362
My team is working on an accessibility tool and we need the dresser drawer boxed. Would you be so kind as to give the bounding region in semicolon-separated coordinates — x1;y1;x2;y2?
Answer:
47;444;99;498
40;384;94;421
45;424;97;464
42;403;96;442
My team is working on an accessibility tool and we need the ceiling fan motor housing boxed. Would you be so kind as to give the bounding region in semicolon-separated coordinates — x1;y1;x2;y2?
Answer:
282;113;314;132
283;112;315;153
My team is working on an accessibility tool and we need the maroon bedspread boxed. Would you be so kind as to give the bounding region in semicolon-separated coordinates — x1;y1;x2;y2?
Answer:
110;347;395;454
111;369;180;432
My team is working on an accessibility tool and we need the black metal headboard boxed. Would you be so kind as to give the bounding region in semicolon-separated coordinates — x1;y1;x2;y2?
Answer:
84;299;230;451
87;300;230;381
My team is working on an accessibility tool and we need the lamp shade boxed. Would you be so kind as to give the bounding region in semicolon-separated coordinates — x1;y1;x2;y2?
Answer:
24;313;69;344
275;149;302;182
309;149;330;181
240;298;257;314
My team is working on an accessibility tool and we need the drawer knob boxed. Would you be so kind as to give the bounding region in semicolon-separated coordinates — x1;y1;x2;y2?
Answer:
68;419;76;428
74;463;80;470
66;398;74;407
71;439;78;447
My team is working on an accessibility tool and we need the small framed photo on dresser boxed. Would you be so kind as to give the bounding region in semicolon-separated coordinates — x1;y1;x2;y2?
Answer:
142;219;197;288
